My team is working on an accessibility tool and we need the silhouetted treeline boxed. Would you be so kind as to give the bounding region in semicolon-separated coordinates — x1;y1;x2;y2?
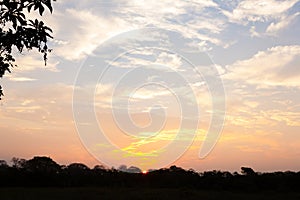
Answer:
1;156;300;191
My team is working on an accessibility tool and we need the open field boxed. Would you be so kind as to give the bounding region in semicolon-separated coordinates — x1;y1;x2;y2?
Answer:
1;187;300;200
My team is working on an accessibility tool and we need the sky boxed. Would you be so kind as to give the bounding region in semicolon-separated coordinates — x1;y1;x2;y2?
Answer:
1;0;300;172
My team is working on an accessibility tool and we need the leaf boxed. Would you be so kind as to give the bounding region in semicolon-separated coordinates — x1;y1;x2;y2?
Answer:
12;17;17;30
27;4;34;12
3;63;10;70
0;85;3;99
44;26;53;32
10;2;18;10
48;4;53;13
44;0;53;13
45;32;53;38
17;16;26;26
19;13;26;20
39;5;45;15
34;3;39;11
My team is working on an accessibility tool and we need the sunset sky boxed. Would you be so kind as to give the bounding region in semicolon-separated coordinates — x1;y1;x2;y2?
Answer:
1;0;300;172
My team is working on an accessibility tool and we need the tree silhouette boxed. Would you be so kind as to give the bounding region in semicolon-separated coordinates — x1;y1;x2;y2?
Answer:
23;156;61;186
24;156;60;174
11;157;26;169
241;167;256;176
0;159;8;167
0;0;55;100
1;156;300;192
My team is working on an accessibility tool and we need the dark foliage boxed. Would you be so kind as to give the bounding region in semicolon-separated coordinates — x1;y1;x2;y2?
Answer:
0;0;55;100
0;156;300;192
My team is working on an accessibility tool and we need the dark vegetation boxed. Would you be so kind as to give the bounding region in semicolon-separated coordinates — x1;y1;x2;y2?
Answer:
2;187;300;200
0;156;300;191
1;157;300;199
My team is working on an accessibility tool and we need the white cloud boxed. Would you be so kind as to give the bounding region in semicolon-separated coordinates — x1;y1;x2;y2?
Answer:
107;49;185;71
8;77;37;82
131;87;171;100
35;0;229;62
266;12;300;35
50;8;132;60
223;0;298;24
95;84;113;96
0;83;75;126
155;52;183;70
225;45;300;87
186;15;226;34
250;26;261;37
13;52;59;72
109;0;225;47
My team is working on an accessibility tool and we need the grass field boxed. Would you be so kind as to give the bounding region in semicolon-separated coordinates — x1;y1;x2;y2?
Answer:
1;187;300;200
